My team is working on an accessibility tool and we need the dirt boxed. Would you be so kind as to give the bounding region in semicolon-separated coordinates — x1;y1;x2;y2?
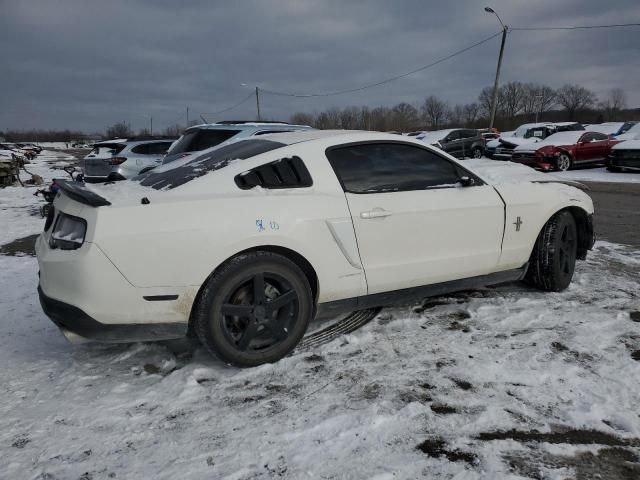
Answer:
0;233;39;256
416;438;477;464
506;447;640;480
476;428;639;447
630;311;640;322
430;404;457;415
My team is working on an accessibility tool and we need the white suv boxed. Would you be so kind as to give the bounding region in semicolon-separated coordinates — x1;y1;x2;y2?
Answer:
37;130;594;367
82;138;177;182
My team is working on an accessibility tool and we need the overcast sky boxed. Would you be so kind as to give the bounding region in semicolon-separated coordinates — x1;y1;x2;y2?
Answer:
1;0;639;133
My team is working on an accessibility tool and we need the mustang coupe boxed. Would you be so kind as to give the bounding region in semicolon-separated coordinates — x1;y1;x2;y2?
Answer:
37;131;595;367
511;131;619;171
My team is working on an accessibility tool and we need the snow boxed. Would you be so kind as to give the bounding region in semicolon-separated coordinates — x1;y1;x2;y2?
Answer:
514;131;584;152
613;139;640;150
1;149;640;478
416;129;455;144
0;149;76;245
588;123;623;135
553;167;640;184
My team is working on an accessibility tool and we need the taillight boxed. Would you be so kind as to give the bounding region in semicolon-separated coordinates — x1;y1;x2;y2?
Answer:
109;157;127;165
49;213;87;250
44;206;55;232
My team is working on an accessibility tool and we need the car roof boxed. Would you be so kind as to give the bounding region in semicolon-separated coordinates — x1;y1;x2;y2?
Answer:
94;138;176;146
245;129;420;146
186;122;311;132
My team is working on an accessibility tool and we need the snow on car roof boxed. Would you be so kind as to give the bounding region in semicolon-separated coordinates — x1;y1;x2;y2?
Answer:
520;131;585;148
415;129;456;143
254;129;371;145
588;123;623;135
513;123;554;136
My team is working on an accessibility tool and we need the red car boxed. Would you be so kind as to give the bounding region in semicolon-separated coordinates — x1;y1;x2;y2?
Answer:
510;131;620;171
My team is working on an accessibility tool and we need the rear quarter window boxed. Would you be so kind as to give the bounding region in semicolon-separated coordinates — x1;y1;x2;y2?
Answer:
168;129;241;155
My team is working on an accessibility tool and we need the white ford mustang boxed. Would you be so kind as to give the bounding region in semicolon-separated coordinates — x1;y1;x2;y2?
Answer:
37;130;595;367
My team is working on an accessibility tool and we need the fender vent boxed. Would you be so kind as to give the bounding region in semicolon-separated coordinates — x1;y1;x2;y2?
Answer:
235;156;313;190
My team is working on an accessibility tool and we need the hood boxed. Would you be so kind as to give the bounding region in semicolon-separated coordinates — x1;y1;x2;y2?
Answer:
499;136;540;148
466;159;587;190
612;140;640;150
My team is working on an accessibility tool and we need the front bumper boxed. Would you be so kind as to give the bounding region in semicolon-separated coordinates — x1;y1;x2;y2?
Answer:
608;153;640;171
510;155;554;171
38;286;186;343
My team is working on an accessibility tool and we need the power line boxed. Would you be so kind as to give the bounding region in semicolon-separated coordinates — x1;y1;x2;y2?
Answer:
201;92;256;116
260;31;503;98
511;22;640;31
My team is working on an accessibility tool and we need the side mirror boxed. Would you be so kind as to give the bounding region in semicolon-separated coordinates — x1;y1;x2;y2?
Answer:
458;176;475;187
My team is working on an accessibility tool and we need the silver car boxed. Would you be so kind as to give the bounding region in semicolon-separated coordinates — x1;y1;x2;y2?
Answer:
82;138;176;182
162;121;312;165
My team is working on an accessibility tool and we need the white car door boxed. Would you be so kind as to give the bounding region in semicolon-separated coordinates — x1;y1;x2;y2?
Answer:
326;142;505;295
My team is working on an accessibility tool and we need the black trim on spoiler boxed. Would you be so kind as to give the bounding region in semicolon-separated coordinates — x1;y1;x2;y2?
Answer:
56;180;111;207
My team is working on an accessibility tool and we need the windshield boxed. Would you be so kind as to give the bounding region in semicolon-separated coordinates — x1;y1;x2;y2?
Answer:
166;128;241;156
137;139;285;190
523;127;550;139
89;143;125;156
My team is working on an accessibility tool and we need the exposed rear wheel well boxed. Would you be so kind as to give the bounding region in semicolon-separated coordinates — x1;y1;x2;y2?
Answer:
559;206;592;260
187;246;319;334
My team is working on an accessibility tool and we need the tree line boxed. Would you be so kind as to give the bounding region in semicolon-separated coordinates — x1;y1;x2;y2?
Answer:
290;83;633;132
1;83;634;143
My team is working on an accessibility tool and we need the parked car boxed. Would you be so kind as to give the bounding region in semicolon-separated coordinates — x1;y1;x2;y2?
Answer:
37;130;595;367
607;131;640;172
82;138;177;182
511;131;619;171
415;128;485;159
161;121;312;165
486;122;584;160
16;143;42;154
588;122;627;137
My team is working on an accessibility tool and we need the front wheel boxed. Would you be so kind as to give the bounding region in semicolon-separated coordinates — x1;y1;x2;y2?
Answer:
194;252;313;367
472;147;483;159
555;153;572;171
525;211;577;292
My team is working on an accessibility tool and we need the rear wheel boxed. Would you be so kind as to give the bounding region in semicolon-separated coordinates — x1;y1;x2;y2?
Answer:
555;153;572;171
194;252;313;367
525;211;577;292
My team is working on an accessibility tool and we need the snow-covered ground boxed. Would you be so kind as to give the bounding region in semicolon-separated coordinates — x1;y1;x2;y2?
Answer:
553;167;640;184
1;153;639;479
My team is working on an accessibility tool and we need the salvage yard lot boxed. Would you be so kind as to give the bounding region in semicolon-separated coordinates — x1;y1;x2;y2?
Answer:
1;151;639;479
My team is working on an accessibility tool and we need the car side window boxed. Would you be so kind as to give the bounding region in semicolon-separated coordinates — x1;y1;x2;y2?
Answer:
146;142;172;154
235;156;313;190
580;133;594;143
326;142;467;194
591;132;608;141
446;131;461;141
131;144;147;154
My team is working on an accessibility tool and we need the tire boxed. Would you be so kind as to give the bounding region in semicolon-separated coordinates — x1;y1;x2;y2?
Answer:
606;165;621;173
472;147;483;159
525;211;578;292
555;153;572;171
194;251;313;367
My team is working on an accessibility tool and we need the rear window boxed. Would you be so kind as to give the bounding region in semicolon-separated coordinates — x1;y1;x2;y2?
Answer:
167;129;241;155
90;143;126;155
138;139;285;190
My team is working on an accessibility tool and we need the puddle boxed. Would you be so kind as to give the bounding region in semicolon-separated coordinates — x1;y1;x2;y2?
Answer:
0;234;39;256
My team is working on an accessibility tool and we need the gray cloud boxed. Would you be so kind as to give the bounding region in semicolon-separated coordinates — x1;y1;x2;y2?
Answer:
1;0;639;132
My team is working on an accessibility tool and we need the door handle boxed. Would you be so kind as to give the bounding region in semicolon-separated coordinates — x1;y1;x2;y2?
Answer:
360;208;392;219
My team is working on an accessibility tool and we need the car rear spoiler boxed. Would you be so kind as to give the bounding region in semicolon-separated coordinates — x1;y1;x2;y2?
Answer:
56;180;111;207
532;179;589;191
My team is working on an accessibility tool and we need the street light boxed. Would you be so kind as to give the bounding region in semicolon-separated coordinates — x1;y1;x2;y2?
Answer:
485;6;508;131
241;83;261;121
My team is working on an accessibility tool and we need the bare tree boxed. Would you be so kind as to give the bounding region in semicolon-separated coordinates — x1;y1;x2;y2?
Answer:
463;103;480;125
162;124;183;137
448;104;465;126
339;106;362;130
500;81;527;122
106;122;132;139
599;88;627;121
556;84;597;120
392;102;420;131
421;96;449;130
478;86;505;119
290;112;316;126
521;84;556;122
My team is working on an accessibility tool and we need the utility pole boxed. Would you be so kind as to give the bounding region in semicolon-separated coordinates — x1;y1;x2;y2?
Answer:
255;86;261;121
186;106;189;128
485;7;507;131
